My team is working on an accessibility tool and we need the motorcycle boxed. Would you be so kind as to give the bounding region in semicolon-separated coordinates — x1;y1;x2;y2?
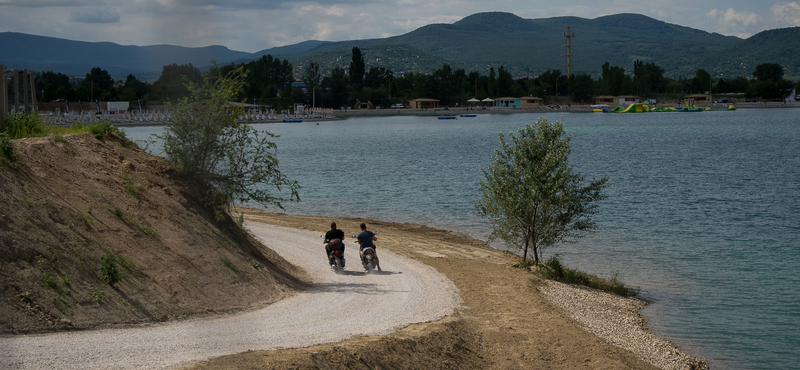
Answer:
360;246;377;273
325;238;346;273
354;231;379;273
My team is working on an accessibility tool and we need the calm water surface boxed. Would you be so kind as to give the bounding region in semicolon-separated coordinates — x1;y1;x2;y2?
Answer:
126;108;800;370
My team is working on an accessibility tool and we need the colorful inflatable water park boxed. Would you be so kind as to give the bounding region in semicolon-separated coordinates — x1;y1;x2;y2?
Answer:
592;98;737;113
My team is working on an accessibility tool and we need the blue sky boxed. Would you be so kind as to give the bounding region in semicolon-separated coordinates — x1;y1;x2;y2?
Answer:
1;0;799;53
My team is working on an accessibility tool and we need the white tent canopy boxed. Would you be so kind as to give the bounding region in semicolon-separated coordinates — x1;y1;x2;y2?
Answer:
481;98;494;102
467;98;480;102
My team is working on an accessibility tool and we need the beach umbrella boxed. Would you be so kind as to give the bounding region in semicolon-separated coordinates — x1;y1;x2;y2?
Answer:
481;97;494;106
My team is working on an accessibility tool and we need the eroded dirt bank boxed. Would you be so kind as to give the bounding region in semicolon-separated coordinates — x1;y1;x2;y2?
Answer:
0;134;308;334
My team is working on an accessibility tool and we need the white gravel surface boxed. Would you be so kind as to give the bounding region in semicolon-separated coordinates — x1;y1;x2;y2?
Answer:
0;222;461;369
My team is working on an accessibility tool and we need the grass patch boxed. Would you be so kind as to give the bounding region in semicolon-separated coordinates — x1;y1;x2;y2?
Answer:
538;255;637;297
20;292;33;304
121;173;137;197
220;256;240;273
20;194;33;208
2;112;126;141
78;211;92;227
40;273;69;295
109;206;159;240
92;289;107;304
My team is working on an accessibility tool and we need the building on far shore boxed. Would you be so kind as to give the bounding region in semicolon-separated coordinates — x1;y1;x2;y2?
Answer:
494;97;544;108
408;98;440;109
592;95;641;106
685;94;712;105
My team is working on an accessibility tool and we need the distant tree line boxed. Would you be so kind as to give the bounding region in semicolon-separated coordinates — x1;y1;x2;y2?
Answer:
30;47;800;109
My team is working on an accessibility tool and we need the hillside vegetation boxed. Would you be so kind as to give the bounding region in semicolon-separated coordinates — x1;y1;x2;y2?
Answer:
0;133;308;333
4;12;799;80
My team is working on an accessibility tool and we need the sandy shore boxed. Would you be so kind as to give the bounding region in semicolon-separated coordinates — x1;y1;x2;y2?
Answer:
185;210;706;370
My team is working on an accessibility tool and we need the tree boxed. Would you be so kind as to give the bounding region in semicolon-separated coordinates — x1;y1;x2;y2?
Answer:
753;63;783;83
570;73;595;103
601;63;632;95
152;63;202;101
474;118;609;263
691;69;712;93
322;67;348;108
496;66;513;97
161;65;299;212
349;47;365;86
633;60;665;97
302;61;321;90
124;74;151;100
79;67;115;101
728;76;751;94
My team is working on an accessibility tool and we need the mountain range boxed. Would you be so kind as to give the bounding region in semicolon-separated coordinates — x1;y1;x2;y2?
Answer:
2;12;798;81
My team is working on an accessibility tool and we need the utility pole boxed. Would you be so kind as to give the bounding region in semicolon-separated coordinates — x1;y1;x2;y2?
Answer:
0;64;6;123
561;26;575;77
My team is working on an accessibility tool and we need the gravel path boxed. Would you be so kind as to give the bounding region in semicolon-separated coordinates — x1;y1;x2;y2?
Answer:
0;223;461;369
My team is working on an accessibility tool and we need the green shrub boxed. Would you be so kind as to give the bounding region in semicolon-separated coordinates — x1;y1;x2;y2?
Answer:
100;252;120;286
0;132;18;162
88;120;120;139
2;112;47;139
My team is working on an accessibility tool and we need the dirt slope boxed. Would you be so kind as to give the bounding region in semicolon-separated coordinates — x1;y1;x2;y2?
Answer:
0;133;309;333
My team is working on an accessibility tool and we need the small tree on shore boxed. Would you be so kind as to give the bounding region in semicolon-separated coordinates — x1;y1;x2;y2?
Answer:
161;65;299;214
474;117;608;263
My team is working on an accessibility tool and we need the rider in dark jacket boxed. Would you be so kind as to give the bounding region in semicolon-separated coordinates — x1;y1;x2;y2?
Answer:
324;222;345;265
356;223;381;271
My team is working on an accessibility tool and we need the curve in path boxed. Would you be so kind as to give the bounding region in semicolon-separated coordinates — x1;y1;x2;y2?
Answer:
0;223;461;369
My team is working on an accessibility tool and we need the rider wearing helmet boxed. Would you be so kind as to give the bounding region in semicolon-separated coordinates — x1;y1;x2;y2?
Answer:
356;223;381;271
324;222;345;266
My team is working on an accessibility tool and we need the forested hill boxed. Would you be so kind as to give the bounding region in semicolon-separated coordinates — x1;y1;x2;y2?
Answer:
272;12;745;78
0;32;251;79
3;12;800;79
671;26;800;78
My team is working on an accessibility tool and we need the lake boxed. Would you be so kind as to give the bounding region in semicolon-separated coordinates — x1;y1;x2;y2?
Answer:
126;108;800;370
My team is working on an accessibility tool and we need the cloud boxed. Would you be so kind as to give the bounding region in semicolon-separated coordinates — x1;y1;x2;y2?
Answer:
706;7;762;36
70;8;121;24
0;0;99;7
771;2;800;26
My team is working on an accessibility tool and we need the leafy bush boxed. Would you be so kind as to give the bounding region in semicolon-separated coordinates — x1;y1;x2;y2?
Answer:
100;251;121;286
0;132;18;162
2;112;47;139
88;120;124;139
99;250;134;287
